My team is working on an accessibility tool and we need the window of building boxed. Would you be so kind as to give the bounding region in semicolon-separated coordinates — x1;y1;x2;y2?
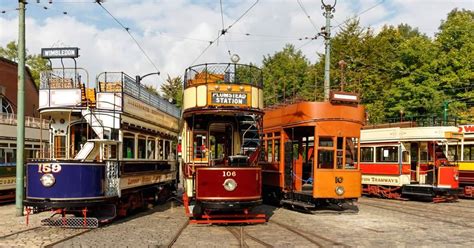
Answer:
376;146;398;162
123;133;135;159
0;96;14;114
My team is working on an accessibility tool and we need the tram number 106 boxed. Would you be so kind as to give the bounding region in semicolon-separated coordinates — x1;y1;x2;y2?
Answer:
38;164;62;173
222;171;237;177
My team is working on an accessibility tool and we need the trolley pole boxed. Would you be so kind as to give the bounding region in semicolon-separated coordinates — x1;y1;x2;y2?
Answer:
321;0;336;101
16;0;26;217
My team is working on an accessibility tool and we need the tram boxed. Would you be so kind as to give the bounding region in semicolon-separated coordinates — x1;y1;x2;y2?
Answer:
181;63;265;224
261;92;365;212
360;125;461;202
24;66;180;227
448;124;474;198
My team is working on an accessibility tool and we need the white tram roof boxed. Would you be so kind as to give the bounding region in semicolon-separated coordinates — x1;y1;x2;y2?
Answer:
360;126;461;143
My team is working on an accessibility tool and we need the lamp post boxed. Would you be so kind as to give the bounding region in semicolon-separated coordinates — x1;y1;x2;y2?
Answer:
135;72;160;85
16;0;26;217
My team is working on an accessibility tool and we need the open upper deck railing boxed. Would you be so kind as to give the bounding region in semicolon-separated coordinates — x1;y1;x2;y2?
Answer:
184;63;263;88
96;72;181;118
40;68;89;89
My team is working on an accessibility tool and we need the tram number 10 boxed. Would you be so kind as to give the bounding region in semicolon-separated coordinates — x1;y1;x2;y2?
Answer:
222;171;237;177
38;164;62;173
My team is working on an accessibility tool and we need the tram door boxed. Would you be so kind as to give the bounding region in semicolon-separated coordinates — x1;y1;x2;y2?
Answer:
410;142;419;182
284;141;293;190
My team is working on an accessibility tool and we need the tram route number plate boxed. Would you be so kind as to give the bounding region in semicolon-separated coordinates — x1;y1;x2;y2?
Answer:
211;92;248;105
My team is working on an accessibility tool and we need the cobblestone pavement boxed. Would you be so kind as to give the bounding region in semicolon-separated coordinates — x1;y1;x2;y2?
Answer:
0;197;473;247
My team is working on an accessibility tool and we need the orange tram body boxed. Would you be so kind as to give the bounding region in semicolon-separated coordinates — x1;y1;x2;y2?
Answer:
360;125;461;202
260;93;365;212
181;63;266;224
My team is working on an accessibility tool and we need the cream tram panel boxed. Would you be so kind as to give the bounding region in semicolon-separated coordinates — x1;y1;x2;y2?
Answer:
183;87;197;109
122;95;178;131
251;87;258;108
39;89;82;108
362;174;411;187
361;126;460;143
197;85;207;107
258;89;264;109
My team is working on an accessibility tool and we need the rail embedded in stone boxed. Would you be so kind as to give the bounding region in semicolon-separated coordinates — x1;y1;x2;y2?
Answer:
185;63;263;88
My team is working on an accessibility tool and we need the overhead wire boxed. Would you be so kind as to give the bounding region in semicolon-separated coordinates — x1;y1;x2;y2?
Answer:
296;0;319;32
334;0;385;30
189;0;260;66
96;1;162;77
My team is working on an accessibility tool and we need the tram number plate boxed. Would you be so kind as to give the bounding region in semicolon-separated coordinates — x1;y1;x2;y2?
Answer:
38;164;62;174
222;171;237;177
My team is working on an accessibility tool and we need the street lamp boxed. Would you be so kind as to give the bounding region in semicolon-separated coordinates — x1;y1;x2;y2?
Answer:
135;72;160;84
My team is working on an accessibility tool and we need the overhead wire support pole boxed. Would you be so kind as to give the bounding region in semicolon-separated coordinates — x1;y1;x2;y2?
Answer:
16;0;26;217
321;0;336;102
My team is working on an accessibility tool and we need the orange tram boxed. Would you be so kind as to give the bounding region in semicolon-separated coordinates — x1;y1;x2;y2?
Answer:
360;124;461;202
260;92;365;212
181;63;266;224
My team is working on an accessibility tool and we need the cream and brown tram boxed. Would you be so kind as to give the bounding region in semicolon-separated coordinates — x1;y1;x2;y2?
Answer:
181;63;265;223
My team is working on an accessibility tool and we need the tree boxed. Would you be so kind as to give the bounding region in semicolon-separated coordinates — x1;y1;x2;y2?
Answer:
0;41;49;87
433;9;474;123
160;75;183;108
262;44;313;106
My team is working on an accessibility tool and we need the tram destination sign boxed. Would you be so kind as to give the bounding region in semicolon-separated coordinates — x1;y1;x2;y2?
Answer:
41;47;79;59
211;92;248;105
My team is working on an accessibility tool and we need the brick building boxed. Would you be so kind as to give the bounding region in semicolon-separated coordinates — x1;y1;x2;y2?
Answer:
0;57;39;117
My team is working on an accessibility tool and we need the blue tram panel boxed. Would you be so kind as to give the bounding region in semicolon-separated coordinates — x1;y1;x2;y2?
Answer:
27;163;105;199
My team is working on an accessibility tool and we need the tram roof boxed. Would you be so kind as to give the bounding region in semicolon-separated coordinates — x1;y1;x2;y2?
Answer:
263;101;365;129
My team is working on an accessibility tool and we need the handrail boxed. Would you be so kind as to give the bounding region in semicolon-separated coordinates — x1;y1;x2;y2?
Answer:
0;113;49;129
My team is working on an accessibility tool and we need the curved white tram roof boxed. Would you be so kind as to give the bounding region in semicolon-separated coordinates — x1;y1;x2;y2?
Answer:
360;126;462;144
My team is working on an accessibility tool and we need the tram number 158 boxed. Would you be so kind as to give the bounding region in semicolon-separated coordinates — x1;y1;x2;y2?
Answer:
38;164;62;173
222;171;237;177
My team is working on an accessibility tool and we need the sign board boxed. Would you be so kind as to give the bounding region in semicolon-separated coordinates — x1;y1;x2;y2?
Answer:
211;92;248;105
41;47;79;58
329;91;359;104
458;125;474;134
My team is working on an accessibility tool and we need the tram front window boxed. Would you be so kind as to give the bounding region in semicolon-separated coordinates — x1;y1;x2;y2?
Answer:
318;137;334;169
209;123;232;165
193;133;208;161
345;137;358;169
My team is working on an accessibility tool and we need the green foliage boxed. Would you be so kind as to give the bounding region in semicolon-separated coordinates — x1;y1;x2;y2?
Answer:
261;9;473;123
0;41;49;88
160;75;183;108
262;44;313;106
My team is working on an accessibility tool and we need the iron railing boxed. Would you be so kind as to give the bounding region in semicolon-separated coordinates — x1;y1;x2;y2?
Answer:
184;63;263;88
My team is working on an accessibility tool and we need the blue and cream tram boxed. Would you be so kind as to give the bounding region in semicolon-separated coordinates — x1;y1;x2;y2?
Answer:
24;68;180;227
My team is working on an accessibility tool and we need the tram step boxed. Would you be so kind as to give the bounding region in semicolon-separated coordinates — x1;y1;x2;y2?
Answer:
41;217;99;229
280;199;315;209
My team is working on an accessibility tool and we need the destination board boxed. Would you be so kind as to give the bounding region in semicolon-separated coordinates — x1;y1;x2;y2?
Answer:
211;92;248;105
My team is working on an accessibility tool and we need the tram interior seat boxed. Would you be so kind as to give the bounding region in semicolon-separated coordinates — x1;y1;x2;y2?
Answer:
99;82;122;92
49;78;74;88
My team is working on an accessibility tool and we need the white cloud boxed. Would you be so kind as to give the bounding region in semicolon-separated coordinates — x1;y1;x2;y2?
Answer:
0;0;472;91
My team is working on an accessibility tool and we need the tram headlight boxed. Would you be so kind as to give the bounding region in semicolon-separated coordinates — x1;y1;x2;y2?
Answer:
335;186;345;196
223;178;237;192
40;173;56;187
454;174;459;181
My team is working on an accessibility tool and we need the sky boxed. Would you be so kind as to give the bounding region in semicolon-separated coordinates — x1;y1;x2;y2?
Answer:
0;0;473;90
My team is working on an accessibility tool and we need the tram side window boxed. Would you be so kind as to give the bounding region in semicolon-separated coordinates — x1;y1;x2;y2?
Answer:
267;140;273;162
164;140;171;160
376;146;398;162
158;139;163;160
147;138;155;160
123;135;135;159
274;139;280;162
0;148;4;164
138;137;146;159
464;145;474;161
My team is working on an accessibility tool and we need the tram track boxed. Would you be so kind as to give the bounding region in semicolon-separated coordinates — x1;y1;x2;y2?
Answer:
361;198;474;217
269;220;349;248
0;226;91;247
166;220;189;248
0;226;42;239
225;226;248;248
359;201;473;228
